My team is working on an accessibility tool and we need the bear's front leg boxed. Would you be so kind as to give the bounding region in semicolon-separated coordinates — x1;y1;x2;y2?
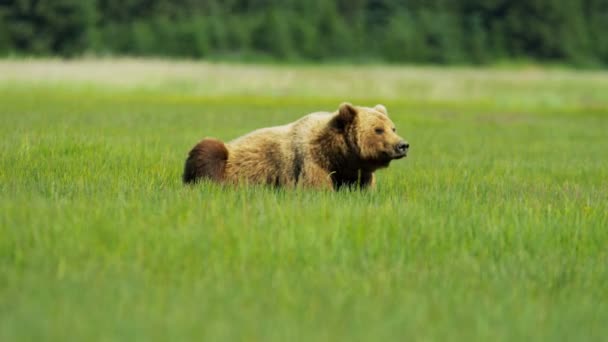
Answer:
362;173;377;190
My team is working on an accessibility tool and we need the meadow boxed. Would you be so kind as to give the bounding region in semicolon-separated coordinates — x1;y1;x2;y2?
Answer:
1;59;607;341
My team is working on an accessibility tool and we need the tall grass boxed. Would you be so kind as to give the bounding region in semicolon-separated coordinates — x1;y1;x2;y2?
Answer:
0;60;607;341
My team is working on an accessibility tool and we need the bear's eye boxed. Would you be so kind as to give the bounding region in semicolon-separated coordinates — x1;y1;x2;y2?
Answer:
375;128;384;135
392;127;396;132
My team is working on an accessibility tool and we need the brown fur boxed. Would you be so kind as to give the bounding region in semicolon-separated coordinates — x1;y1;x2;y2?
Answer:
182;103;409;190
183;138;228;183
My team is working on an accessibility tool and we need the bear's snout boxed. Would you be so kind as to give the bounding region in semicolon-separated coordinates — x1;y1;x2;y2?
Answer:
394;141;409;157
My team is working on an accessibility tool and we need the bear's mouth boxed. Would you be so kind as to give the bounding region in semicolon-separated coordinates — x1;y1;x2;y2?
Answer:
384;151;407;160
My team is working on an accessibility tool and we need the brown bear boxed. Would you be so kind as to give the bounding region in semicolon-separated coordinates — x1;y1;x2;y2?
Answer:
183;103;409;190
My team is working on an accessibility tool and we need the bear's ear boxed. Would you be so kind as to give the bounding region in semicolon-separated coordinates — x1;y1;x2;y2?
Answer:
331;102;358;130
374;104;388;116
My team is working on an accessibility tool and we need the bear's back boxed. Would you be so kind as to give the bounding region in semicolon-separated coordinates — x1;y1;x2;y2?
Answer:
227;112;331;149
222;111;333;186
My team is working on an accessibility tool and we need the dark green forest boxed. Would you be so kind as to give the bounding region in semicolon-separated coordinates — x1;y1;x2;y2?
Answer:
1;0;608;66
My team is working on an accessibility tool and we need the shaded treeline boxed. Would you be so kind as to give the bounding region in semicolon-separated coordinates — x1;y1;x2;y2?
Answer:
1;0;607;65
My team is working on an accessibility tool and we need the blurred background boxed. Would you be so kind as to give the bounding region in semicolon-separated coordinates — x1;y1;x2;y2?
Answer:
1;0;607;67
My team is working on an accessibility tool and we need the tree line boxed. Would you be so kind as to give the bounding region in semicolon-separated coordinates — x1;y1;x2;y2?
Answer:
1;0;607;66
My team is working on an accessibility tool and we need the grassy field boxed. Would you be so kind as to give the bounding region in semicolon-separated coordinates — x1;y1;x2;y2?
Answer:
1;59;607;341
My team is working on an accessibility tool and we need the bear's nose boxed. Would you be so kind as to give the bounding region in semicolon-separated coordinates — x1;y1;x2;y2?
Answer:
396;141;409;153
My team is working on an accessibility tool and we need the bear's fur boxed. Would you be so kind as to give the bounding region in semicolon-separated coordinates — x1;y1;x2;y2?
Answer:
183;103;409;190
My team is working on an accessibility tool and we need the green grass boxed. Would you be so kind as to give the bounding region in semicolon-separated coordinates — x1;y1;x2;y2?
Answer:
1;60;607;341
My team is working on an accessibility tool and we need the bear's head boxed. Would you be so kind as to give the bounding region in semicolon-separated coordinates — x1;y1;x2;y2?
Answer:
331;103;409;169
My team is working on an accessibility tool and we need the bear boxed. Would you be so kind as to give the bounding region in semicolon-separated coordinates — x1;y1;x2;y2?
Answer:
183;103;409;190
